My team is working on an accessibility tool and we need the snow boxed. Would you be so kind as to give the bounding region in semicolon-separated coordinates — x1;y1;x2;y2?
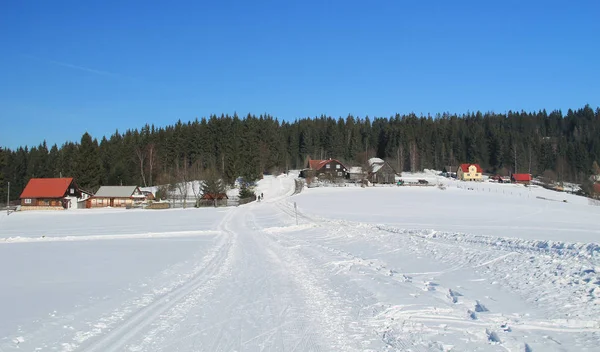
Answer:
0;172;599;351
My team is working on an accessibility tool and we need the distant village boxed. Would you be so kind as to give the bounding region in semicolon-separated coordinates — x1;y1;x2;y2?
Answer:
12;155;600;212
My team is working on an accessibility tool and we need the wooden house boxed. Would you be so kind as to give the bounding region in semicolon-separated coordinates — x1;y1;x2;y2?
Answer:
87;186;144;208
593;183;600;198
457;164;483;181
198;193;229;207
347;166;366;182
511;173;532;185
19;178;89;210
301;158;348;180
367;158;399;184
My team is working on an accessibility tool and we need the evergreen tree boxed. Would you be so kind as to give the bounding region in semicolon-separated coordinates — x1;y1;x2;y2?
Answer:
0;148;6;204
201;171;225;196
3;105;600;196
76;132;103;191
238;183;255;200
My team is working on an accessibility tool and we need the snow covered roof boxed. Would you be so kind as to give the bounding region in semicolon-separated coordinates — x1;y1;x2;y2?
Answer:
94;186;140;198
371;164;383;173
348;166;363;174
368;157;384;166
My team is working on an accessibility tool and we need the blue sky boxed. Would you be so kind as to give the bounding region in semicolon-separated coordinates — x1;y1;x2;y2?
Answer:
1;1;599;149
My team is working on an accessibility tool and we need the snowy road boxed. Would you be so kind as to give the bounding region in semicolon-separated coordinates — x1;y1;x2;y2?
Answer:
1;175;599;351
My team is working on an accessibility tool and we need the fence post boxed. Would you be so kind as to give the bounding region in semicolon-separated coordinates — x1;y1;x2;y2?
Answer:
294;202;298;225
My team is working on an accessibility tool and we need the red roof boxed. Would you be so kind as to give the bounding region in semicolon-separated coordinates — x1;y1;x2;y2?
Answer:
459;163;483;173
308;159;348;171
308;159;326;170
201;193;228;200
512;173;532;182
20;178;74;199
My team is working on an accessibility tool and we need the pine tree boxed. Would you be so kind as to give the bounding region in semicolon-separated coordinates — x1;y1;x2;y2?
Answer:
201;170;225;196
77;132;103;191
0;148;6;204
238;183;255;200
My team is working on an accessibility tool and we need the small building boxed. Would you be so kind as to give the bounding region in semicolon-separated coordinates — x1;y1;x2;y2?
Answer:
141;190;155;201
368;158;399;184
593;183;600;198
87;186;145;208
300;158;348;180
457;164;483;181
347;166;366;182
19;177;89;210
443;165;459;177
512;173;532;185
198;193;228;207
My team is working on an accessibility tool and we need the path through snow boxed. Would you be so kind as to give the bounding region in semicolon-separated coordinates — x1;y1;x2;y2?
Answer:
1;174;598;351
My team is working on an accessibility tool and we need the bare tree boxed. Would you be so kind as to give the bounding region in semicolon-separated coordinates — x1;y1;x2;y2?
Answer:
189;160;204;206
410;141;418;172
147;143;156;187
513;143;518;174
174;157;190;208
397;144;404;173
135;147;147;187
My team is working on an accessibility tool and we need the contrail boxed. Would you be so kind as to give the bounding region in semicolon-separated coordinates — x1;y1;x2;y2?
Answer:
22;54;126;79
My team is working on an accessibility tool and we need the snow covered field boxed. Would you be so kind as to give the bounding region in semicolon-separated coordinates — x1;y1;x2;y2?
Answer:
0;174;599;351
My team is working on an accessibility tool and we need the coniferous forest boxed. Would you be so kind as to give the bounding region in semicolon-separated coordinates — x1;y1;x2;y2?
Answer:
1;105;600;202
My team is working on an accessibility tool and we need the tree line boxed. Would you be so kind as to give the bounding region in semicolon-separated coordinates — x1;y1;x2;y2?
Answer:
1;105;600;202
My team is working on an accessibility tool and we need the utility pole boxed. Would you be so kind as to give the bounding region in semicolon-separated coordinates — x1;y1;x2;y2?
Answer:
7;181;10;215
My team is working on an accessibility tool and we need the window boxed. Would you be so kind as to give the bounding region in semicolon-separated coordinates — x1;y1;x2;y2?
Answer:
336;164;341;169
337;172;343;176
326;164;331;169
70;188;75;194
24;199;32;204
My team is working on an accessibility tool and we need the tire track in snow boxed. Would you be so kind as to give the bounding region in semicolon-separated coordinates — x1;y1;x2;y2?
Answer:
270;197;600;350
251;206;384;351
71;210;237;352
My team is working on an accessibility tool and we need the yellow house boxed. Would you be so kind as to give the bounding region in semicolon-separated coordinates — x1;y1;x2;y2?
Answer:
457;163;483;181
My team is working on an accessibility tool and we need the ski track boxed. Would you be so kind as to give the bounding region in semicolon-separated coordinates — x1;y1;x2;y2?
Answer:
2;174;600;351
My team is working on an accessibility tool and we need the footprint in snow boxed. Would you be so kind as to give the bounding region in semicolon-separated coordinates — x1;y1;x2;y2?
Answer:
475;300;489;312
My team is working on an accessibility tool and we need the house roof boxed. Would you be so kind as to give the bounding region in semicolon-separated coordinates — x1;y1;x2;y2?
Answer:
94;186;139;198
308;158;348;171
512;173;532;182
308;159;327;169
368;157;385;165
20;178;74;199
459;163;483;173
201;193;228;200
348;166;363;174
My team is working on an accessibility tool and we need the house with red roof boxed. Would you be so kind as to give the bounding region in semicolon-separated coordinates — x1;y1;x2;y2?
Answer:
511;173;532;185
19;178;90;210
457;163;483;181
593;183;600;197
301;158;349;180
